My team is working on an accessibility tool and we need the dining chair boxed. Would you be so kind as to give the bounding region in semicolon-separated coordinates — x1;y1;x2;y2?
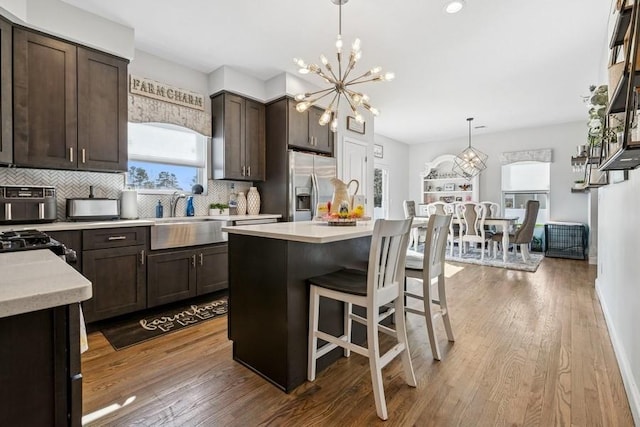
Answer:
404;214;455;361
306;218;416;421
403;200;423;250
444;203;462;256
481;201;500;218
458;202;491;260
425;201;447;216
480;201;501;238
491;200;540;262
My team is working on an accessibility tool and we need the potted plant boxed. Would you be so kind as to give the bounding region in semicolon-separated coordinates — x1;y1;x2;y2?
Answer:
209;203;229;216
585;85;624;157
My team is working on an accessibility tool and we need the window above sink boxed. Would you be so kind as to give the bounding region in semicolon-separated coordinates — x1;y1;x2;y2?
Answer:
127;122;209;195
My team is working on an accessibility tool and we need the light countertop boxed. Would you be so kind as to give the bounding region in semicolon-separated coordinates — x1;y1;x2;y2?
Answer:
0;214;281;233
222;220;374;244
0;249;92;318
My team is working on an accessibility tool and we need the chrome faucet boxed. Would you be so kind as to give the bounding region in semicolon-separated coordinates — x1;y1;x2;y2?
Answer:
169;191;186;217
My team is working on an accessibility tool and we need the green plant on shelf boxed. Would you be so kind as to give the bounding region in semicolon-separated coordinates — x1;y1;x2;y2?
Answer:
209;203;229;214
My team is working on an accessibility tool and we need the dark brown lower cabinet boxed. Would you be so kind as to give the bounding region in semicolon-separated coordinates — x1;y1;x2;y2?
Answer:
82;244;147;322
147;244;228;308
0;303;82;426
47;229;82;272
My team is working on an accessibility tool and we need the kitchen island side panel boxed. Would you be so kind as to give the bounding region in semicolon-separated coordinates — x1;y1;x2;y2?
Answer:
228;233;370;392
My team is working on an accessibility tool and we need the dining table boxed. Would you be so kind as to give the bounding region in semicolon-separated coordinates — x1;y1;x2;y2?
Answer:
412;216;519;263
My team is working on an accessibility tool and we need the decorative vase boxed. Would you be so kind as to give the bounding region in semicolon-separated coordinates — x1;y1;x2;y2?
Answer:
237;191;247;215
247;187;261;215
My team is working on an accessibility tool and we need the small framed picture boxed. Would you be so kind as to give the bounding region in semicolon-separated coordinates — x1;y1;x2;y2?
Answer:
443;183;455;191
373;144;383;158
455;196;463;202
347;116;366;134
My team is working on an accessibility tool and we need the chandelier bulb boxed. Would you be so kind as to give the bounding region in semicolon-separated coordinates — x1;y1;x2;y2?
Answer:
320;54;328;65
382;72;395;81
294;93;306;102
335;35;343;52
296;101;311;113
330;117;339;133
319;110;332;126
352;38;361;52
370;66;382;74
355;113;364;123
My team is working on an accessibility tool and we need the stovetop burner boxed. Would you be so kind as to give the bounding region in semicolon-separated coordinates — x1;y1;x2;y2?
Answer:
0;229;64;255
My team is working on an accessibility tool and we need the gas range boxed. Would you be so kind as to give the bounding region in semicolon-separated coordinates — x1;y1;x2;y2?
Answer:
0;229;66;256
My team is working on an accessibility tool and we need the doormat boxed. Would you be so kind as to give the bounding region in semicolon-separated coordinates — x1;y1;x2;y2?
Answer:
100;295;228;350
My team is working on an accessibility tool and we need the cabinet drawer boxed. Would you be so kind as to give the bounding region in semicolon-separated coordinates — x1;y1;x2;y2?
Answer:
83;227;148;250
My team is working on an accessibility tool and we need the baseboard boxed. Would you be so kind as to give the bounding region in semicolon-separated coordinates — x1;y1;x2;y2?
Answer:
589;255;597;265
595;278;640;425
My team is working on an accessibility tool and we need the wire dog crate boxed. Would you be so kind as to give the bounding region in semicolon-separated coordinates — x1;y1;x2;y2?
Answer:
544;222;587;260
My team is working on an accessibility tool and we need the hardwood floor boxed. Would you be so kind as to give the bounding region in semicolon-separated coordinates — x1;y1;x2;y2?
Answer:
82;257;634;426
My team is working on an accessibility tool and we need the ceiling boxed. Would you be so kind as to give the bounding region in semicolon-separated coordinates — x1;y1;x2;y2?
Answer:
63;0;611;144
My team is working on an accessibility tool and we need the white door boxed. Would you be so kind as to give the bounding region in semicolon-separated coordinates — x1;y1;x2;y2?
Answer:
373;166;389;219
342;138;368;212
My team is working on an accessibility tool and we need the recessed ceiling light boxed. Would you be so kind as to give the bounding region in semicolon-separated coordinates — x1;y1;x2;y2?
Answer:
444;0;465;14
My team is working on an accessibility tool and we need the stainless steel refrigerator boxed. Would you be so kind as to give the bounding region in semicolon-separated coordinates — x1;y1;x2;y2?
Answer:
289;150;337;221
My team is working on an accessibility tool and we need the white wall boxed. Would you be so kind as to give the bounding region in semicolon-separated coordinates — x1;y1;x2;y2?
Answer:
374;134;410;219
596;168;640;424
409;121;589;224
0;0;135;59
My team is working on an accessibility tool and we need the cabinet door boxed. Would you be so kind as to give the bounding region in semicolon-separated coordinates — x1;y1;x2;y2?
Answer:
196;244;229;294
47;230;82;273
77;48;128;172
147;249;197;308
82;245;146;322
13;28;77;169
223;93;246;180
0;305;75;426
0;18;11;164
287;99;312;150
308;107;333;154
245;99;265;181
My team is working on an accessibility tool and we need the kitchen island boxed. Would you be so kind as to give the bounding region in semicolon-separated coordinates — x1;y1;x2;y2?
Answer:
0;249;92;426
222;220;375;392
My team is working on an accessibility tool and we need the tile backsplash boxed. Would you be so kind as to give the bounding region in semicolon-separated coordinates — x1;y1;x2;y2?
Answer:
0;167;253;220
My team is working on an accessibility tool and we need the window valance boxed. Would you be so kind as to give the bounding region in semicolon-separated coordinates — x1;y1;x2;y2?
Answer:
499;149;552;165
128;94;212;137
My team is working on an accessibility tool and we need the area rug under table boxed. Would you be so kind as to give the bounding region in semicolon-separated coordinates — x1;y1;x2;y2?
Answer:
100;295;228;350
445;249;544;272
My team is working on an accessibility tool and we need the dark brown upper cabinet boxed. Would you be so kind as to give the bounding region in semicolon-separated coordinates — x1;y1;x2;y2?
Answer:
0;17;12;165
13;27;128;172
77;48;128;171
211;92;265;181
287;98;333;155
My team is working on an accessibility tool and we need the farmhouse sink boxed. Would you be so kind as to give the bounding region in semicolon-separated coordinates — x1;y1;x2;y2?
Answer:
150;218;229;250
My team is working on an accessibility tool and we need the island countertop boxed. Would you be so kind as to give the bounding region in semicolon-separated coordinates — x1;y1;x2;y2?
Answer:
0;214;282;233
0;249;92;318
222;220;375;244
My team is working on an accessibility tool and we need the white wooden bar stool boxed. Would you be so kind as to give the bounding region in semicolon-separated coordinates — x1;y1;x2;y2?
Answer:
306;218;416;421
404;214;455;361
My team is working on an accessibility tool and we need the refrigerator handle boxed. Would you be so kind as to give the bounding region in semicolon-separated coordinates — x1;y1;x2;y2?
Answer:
311;173;319;218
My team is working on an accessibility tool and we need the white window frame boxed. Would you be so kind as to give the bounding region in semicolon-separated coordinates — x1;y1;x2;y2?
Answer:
127;122;209;195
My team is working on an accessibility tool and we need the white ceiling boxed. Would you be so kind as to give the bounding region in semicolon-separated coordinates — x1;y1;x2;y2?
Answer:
64;0;611;144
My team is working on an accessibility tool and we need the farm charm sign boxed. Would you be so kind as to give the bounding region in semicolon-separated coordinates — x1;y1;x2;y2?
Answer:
129;75;205;111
